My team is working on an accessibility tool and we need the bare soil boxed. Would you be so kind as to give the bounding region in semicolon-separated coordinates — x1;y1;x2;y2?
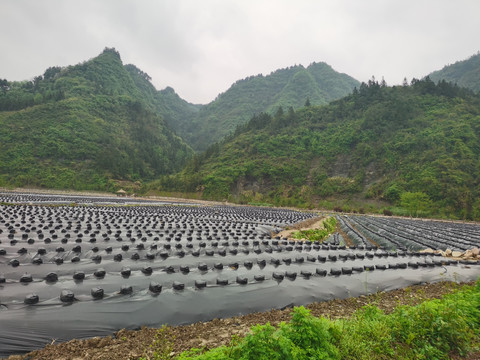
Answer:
5;281;478;360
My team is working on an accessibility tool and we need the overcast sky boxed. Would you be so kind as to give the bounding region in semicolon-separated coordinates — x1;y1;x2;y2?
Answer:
1;0;479;104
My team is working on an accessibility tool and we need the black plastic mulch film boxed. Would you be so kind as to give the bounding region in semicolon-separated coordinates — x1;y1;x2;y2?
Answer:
0;192;479;356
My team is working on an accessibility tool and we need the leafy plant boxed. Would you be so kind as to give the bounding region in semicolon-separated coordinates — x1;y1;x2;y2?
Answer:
140;325;175;360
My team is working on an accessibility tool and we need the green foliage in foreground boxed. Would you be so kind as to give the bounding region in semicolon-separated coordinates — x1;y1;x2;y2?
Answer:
170;281;480;360
292;216;337;242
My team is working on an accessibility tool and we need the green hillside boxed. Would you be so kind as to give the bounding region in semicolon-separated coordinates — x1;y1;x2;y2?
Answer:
0;48;193;191
178;62;360;151
152;78;480;220
428;52;480;92
155;86;201;138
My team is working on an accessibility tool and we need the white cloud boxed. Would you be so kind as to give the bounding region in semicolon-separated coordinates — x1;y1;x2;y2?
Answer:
1;0;479;103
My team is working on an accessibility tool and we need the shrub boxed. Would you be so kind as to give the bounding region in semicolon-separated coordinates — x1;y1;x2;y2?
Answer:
382;209;393;216
281;306;340;359
177;308;340;360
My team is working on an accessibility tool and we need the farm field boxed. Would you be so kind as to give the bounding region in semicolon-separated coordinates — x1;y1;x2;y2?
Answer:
0;192;479;357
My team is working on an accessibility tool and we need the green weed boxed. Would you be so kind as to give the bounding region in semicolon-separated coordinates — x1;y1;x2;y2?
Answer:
292;217;337;242
140;325;175;360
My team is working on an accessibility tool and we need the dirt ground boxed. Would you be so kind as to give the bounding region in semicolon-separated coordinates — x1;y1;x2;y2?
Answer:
5;281;477;360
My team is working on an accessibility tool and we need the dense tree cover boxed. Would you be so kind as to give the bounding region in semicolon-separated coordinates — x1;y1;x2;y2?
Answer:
152;78;480;220
124;65;201;134
155;86;202;137
179;62;360;151
429;52;480;93
0;48;193;191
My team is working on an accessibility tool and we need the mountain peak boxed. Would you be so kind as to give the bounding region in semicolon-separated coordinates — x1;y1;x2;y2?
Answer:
172;60;360;151
161;86;176;94
100;46;122;60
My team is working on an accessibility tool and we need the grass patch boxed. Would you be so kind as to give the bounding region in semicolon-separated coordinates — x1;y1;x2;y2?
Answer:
291;216;337;242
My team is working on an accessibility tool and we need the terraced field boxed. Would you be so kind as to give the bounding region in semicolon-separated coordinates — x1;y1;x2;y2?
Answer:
0;192;479;357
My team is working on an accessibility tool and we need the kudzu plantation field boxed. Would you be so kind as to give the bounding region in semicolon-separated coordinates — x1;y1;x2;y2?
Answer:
0;191;479;357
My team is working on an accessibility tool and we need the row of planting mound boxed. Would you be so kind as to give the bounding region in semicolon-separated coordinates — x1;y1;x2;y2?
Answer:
0;192;479;356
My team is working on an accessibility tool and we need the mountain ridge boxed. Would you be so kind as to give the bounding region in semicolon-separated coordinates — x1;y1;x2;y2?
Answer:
179;62;360;151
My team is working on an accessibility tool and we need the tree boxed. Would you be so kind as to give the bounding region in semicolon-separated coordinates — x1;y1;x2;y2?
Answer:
384;184;402;202
380;76;387;87
275;106;284;118
400;191;432;217
44;66;62;80
0;79;8;93
33;76;43;90
304;97;311;107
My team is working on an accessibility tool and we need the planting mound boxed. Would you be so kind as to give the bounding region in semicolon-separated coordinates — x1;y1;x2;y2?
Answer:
0;191;193;206
0;194;479;357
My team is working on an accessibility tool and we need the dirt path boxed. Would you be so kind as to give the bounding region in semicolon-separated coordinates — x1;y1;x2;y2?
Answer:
6;281;475;360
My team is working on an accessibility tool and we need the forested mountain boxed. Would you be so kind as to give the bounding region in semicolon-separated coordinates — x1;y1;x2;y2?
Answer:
0;48;360;190
179;62;360;151
0;48;193;191
428;52;480;92
153;78;480;220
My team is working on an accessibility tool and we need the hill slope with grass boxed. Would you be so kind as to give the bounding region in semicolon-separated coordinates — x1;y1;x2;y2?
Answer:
0;48;193;191
152;78;480;219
